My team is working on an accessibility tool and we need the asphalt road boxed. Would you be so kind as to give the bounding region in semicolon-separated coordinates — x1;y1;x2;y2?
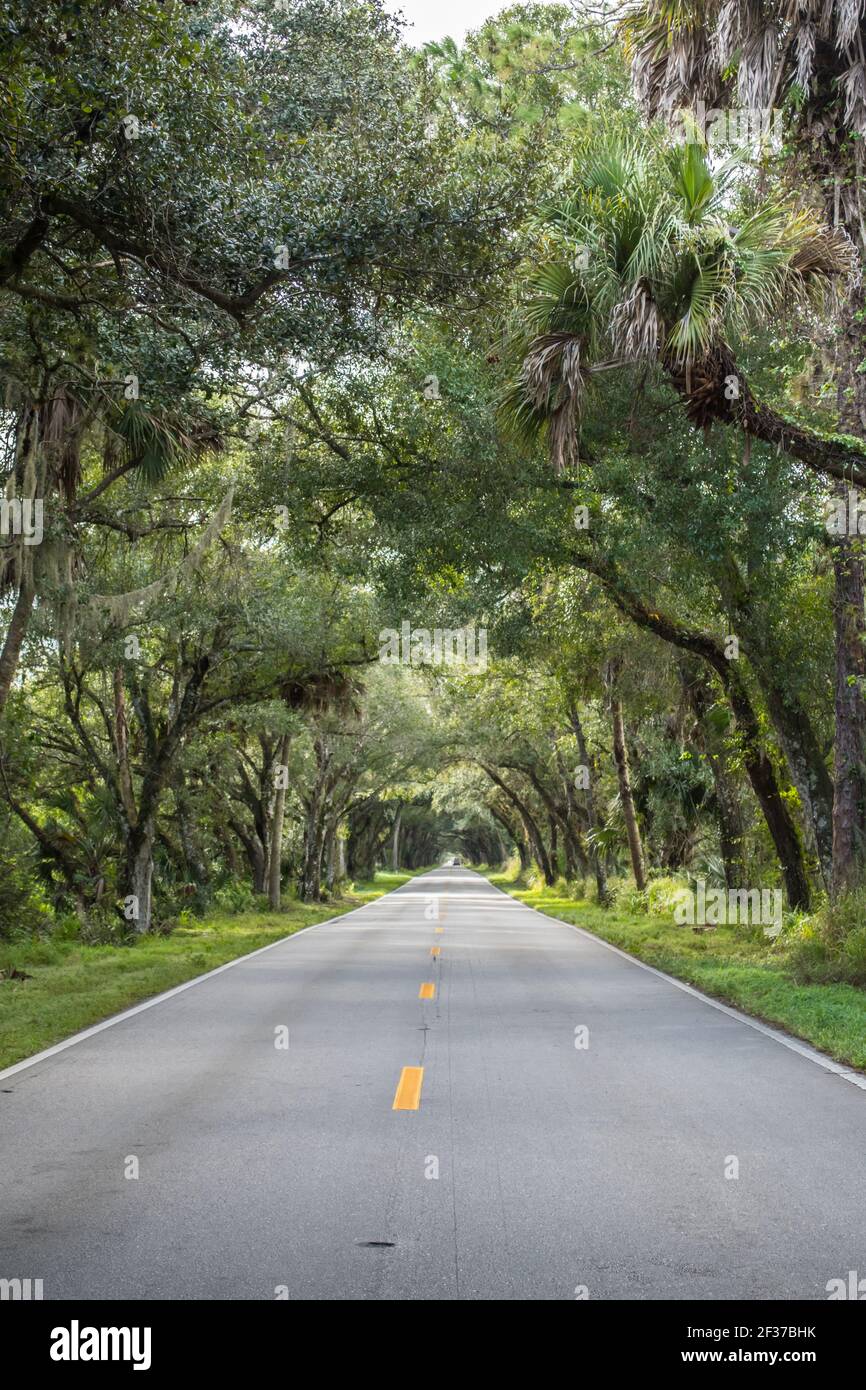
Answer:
2;866;866;1301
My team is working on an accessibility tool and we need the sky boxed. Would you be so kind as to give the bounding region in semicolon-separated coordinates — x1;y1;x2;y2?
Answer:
384;0;509;46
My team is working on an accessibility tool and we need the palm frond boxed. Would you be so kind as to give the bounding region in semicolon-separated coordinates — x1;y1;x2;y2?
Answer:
104;400;223;485
666;257;728;362
610;279;664;360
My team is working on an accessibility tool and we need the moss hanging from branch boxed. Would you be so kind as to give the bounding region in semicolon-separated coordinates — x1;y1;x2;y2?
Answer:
87;485;235;629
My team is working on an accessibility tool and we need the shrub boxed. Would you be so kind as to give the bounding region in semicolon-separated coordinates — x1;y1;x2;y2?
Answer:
788;934;836;984
0;845;53;940
78;909;135;946
819;886;866;948
842;927;866;986
212;881;259;915
789;889;866;984
620;886;649;914
647;876;691;918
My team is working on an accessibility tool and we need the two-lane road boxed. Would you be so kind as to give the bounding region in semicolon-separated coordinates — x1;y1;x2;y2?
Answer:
2;868;865;1300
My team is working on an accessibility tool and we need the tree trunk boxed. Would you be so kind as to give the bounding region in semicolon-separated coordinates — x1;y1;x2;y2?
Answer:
300;815;322;902
731;694;811;909
217;822;240;877
569;705;610;905
723;595;834;890
267;734;290;911
324;819;338;894
125;822;155;934
177;791;209;908
480;765;555;885
0;406;40;715
490;802;529;872
580;556;811;908
0;575;36;715
761;677;834;892
299;799;328;902
231;819;267;893
548;814;558;870
684;665;747;890
561;822;578;879
391;805;402;871
828;182;866;897
831;501;866;895
609;692;647;891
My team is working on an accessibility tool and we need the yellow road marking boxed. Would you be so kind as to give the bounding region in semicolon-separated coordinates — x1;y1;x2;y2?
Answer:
419;982;435;1000
392;1066;424;1110
434;927;444;934
430;946;440;957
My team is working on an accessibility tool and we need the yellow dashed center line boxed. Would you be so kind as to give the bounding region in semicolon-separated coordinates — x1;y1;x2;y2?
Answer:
392;1066;424;1111
419;982;435;1000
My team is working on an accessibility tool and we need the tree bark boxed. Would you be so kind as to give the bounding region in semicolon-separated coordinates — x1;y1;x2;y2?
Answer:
663;343;866;488
719;568;834;890
125;820;155;934
479;764;555;885
267;734;291;910
324;818;338;894
682;662;747;890
578;555;811;908
489;801;529;871
608;681;647;891
299;743;329;901
0;575;36;716
176;790;209;908
0;405;40;714
830;500;866;894
758;675;833;892
569;704;610;905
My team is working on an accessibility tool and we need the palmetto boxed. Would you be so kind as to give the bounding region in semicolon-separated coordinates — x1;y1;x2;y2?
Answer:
505;132;850;469
619;0;866;137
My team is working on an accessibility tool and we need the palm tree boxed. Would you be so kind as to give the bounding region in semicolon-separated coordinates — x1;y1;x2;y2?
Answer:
505;132;854;476
619;1;866;219
615;2;866;894
505;132;841;908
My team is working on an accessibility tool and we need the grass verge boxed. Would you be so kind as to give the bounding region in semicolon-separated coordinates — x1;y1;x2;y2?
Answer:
0;871;415;1072
485;871;866;1072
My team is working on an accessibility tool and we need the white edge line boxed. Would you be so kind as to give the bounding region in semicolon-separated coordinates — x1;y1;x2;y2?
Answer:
0;895;387;1085
493;879;866;1094
9;868;860;1097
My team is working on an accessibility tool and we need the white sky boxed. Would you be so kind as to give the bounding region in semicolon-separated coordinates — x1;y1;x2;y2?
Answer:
385;0;510;45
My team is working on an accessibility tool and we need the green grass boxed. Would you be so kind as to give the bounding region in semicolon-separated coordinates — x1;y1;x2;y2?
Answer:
0;871;416;1071
486;872;866;1072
